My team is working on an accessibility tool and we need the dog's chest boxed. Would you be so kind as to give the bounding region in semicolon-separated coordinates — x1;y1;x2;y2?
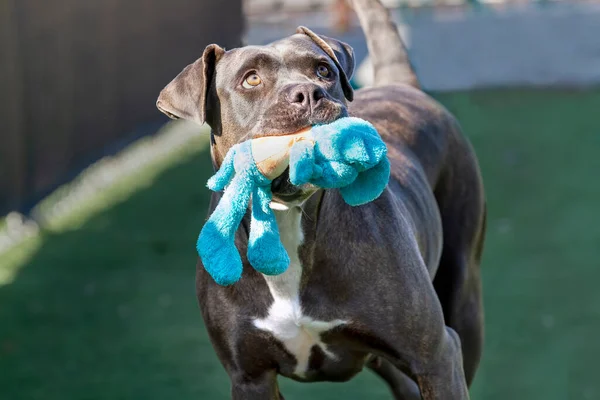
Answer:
252;207;346;378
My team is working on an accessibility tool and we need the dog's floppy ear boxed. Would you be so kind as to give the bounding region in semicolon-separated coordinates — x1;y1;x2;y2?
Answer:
156;44;225;125
296;26;355;102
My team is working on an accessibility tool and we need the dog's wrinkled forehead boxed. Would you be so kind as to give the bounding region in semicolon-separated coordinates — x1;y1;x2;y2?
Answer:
270;34;338;61
217;34;341;83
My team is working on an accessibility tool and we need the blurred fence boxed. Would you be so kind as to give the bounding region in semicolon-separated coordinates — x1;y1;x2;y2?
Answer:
244;0;499;14
243;0;587;14
0;0;243;215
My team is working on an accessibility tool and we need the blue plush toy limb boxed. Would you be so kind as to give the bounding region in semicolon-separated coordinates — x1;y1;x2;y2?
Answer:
248;184;290;275
207;145;237;192
310;117;386;169
289;141;358;188
312;161;358;188
289;139;321;185
324;118;387;171
197;169;251;286
289;117;390;204
339;156;391;206
198;141;289;285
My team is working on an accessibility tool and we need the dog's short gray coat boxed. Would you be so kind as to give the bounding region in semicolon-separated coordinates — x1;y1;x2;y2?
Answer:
156;1;486;399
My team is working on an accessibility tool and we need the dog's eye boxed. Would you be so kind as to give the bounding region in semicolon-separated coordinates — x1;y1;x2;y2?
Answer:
243;73;262;89
316;64;331;78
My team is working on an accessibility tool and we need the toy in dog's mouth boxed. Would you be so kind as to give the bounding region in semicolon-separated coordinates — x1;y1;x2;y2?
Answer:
251;127;312;176
198;116;390;285
251;126;314;202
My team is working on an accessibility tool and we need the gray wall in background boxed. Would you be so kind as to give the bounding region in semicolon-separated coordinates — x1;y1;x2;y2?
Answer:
0;0;244;214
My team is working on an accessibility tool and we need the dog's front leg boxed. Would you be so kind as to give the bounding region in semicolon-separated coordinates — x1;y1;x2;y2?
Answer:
230;370;282;400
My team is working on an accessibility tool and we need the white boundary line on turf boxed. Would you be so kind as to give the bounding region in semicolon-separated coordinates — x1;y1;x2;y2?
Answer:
0;121;209;256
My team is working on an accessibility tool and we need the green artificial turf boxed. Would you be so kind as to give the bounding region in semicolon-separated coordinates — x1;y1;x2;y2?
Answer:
0;87;599;400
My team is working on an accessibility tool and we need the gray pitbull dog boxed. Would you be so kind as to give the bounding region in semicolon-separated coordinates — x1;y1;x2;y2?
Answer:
156;0;486;398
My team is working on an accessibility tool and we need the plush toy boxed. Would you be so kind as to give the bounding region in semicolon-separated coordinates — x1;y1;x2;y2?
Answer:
197;117;390;286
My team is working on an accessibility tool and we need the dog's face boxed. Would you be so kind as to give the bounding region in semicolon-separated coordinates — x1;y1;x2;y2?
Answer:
157;27;355;202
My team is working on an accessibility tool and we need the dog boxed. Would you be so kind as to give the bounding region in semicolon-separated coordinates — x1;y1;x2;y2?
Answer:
156;0;486;398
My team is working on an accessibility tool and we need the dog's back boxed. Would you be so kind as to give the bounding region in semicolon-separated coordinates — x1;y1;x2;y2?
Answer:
350;0;487;385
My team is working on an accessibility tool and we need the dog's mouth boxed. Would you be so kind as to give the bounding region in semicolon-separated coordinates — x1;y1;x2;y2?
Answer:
253;125;311;140
270;168;318;205
256;104;347;140
271;168;301;199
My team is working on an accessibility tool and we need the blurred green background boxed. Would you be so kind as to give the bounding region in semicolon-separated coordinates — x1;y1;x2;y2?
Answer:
1;0;600;399
1;87;599;399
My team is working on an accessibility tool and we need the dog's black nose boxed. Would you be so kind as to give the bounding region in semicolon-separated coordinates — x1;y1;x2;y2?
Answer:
288;84;325;111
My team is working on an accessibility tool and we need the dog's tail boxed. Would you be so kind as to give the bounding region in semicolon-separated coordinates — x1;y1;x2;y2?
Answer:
350;0;419;88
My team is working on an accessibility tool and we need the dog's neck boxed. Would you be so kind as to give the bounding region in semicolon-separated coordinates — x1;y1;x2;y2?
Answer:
264;190;323;287
262;207;304;304
254;190;341;378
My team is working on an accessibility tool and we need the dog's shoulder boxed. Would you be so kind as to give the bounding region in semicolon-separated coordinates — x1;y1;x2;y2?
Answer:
350;84;462;184
350;84;455;128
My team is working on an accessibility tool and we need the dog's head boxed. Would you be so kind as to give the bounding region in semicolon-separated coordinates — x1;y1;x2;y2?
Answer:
156;27;355;202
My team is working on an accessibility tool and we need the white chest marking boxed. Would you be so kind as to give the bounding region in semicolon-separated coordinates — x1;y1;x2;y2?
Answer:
253;206;346;377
